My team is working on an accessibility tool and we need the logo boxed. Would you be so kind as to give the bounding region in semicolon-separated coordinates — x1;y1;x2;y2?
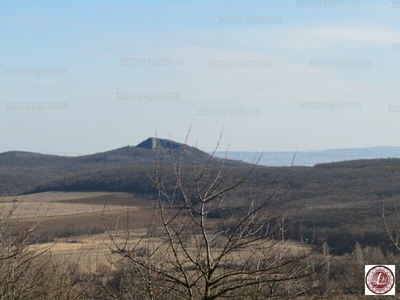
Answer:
365;265;395;295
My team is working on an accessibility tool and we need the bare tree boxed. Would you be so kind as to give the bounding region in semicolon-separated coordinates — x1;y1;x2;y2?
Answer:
106;133;325;300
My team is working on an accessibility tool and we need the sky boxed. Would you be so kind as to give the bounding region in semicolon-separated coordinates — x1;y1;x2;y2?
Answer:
1;0;400;154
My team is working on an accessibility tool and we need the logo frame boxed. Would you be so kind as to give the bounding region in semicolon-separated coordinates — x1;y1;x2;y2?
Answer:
365;265;395;295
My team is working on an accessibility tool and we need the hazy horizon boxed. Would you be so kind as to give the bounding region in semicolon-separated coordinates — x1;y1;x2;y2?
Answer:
2;136;400;167
1;136;400;156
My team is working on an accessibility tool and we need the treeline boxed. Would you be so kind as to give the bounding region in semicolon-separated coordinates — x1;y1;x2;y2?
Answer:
21;159;400;252
5;151;400;254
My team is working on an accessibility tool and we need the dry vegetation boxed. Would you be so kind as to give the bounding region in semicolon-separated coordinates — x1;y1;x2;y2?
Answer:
0;190;397;299
1;144;400;299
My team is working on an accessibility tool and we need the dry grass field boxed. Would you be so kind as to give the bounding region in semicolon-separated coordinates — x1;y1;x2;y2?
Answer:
0;191;312;282
29;230;311;273
0;192;158;266
0;192;331;298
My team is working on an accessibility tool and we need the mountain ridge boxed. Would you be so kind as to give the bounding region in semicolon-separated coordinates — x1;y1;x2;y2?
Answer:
0;137;248;195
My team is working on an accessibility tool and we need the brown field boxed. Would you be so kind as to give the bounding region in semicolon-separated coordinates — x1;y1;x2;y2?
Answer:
0;191;115;202
0;192;158;262
0;192;310;276
0;191;154;218
30;230;311;273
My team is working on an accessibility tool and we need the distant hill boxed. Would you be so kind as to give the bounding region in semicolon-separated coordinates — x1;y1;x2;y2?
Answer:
2;140;400;196
0;137;247;195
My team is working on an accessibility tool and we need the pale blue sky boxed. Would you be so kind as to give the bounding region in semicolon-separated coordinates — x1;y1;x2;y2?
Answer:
1;0;399;154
